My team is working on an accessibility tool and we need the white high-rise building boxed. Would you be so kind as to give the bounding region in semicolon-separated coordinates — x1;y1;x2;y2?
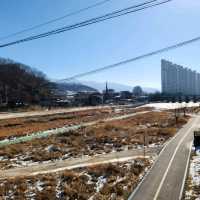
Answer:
161;59;200;95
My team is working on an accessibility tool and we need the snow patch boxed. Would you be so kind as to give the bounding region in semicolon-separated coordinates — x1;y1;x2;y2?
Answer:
96;176;107;192
142;102;200;110
35;180;44;192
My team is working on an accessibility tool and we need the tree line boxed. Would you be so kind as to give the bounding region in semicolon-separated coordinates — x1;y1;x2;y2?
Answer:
0;58;53;107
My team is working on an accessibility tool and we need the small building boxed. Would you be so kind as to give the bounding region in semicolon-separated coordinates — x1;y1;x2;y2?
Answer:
120;91;133;99
74;92;103;106
89;92;103;106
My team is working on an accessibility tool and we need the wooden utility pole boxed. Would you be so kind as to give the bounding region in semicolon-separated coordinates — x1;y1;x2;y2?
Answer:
183;107;186;116
143;129;149;158
174;108;178;124
143;132;146;158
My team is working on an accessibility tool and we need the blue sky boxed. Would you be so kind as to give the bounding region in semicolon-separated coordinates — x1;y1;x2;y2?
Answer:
0;0;200;89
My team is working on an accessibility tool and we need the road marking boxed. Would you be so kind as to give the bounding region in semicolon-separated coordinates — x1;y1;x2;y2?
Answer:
128;117;195;200
153;118;198;200
178;141;193;200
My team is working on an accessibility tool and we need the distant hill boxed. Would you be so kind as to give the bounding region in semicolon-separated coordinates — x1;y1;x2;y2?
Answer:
0;56;159;108
0;58;52;105
0;57;98;107
80;81;159;93
55;81;97;93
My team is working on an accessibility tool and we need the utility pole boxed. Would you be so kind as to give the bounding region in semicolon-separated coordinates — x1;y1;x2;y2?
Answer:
143;129;148;158
143;132;146;158
174;108;178;124
183;106;186;116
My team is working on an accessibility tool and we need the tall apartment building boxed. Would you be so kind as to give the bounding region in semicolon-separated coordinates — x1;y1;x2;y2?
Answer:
161;59;200;95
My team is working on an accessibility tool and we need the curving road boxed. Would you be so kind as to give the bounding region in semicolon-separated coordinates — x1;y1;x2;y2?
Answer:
128;115;199;200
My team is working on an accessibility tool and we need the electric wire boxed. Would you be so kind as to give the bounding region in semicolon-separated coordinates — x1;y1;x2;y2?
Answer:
0;0;113;41
60;36;200;81
0;0;172;48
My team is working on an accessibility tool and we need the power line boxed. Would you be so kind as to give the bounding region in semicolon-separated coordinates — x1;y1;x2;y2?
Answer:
0;0;172;48
0;0;113;41
0;0;170;47
60;35;200;81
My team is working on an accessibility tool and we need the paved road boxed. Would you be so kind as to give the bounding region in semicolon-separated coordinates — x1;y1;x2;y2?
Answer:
0;147;159;179
129;115;199;200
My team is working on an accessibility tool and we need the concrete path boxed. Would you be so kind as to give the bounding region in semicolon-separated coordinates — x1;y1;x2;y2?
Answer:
0;103;146;120
128;115;199;200
0;147;159;179
0;106;110;120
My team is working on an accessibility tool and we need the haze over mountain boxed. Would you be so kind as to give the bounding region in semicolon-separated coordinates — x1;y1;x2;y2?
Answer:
80;81;159;93
55;81;97;93
1;57;158;95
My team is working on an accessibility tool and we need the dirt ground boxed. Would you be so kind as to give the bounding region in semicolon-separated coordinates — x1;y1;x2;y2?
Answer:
0;158;150;200
0;111;189;169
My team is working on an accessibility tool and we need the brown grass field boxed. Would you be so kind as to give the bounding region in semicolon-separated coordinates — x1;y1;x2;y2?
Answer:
0;111;189;169
0;107;152;140
0;158;150;200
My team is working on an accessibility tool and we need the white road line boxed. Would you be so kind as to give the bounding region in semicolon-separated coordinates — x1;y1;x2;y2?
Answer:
128;117;194;200
178;141;193;200
153;118;197;200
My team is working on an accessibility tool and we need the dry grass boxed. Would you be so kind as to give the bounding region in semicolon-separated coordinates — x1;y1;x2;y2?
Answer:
0;158;149;200
0;111;189;169
184;151;200;200
0;106;151;140
0;108;114;140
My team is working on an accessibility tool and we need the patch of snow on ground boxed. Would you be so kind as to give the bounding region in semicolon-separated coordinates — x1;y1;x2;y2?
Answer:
25;180;36;200
142;102;200;110
35;180;44;192
84;172;93;185
185;150;200;199
112;176;126;186
6;189;15;200
56;178;63;199
96;176;107;192
190;155;200;186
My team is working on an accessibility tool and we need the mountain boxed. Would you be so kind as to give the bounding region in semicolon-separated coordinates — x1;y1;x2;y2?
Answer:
80;81;159;93
55;81;97;93
0;58;52;105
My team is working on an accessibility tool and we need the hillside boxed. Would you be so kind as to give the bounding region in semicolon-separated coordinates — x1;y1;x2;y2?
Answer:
0;58;52;106
0;58;98;107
